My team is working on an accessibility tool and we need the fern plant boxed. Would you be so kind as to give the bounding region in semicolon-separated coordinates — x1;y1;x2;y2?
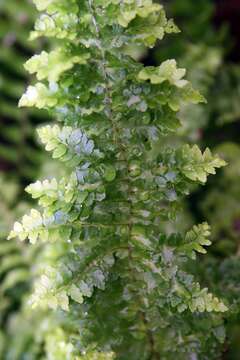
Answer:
9;1;229;358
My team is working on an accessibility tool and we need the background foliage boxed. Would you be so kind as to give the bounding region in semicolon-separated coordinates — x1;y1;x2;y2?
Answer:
0;0;50;354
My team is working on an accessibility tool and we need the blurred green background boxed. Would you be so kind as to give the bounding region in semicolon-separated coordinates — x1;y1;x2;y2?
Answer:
0;0;240;358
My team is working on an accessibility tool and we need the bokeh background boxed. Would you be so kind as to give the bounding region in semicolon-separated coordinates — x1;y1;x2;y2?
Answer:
0;0;240;358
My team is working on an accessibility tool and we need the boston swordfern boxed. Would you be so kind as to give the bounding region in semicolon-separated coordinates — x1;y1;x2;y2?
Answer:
9;1;228;358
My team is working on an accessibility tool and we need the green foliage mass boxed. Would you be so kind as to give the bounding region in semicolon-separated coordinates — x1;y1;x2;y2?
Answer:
9;1;231;359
